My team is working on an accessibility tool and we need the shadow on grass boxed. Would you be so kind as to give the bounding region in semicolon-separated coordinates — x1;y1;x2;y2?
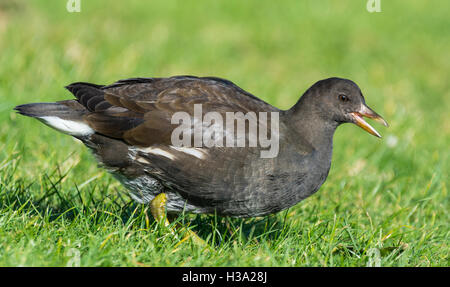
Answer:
173;210;292;247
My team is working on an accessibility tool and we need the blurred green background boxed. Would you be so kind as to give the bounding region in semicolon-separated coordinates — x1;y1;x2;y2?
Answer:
0;0;448;266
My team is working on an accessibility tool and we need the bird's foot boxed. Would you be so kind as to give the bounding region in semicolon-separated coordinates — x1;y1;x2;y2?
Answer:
150;193;170;227
150;193;208;248
177;225;208;247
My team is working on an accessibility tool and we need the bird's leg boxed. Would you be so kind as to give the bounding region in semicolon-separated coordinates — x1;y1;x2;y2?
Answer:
150;193;170;227
150;193;207;247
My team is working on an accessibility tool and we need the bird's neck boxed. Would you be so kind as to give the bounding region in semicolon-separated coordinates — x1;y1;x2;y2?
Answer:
284;103;338;156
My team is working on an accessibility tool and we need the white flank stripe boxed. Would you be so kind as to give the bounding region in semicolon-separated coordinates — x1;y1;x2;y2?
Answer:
170;146;207;159
137;147;176;160
39;116;94;137
136;157;150;164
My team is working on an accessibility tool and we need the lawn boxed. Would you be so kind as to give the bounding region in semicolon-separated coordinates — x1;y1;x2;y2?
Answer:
0;0;448;266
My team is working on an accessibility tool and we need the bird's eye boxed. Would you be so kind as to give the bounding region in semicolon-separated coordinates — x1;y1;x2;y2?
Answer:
339;94;349;102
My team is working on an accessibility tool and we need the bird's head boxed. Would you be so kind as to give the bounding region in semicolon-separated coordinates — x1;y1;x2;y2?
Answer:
296;77;388;138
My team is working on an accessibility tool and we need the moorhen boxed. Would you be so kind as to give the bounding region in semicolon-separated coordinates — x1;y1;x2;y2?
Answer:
15;76;388;227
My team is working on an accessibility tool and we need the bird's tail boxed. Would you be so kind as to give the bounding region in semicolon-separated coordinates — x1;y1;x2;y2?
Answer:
14;100;94;137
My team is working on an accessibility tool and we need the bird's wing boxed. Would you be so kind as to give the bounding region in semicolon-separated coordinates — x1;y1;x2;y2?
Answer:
66;76;277;146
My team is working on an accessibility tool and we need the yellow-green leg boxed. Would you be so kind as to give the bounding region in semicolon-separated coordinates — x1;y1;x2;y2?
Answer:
150;193;207;247
150;193;170;227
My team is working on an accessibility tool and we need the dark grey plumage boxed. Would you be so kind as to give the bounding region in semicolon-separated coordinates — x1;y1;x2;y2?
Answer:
14;76;387;217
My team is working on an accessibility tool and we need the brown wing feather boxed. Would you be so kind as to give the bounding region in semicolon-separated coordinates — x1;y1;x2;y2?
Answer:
66;76;278;146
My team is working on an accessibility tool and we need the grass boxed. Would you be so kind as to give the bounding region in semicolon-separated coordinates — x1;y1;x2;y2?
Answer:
0;0;448;266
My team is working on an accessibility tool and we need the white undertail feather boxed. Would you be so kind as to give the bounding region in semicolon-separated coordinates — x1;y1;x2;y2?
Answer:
38;116;94;137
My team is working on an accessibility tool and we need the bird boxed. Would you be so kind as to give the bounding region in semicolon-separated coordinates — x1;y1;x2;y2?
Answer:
14;76;388;232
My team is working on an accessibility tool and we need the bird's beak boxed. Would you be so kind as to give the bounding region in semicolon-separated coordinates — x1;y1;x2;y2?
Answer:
350;105;388;138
